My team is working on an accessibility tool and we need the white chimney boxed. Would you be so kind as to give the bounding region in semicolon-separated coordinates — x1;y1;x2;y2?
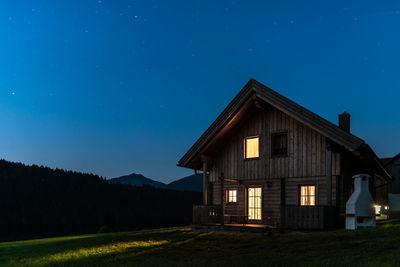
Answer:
345;174;376;230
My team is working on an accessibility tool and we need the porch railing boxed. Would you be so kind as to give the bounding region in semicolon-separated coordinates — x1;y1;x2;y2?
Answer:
282;205;337;229
193;205;337;229
192;205;223;225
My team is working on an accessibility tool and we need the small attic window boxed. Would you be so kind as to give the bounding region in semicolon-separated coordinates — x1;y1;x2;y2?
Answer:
245;136;259;159
272;133;288;156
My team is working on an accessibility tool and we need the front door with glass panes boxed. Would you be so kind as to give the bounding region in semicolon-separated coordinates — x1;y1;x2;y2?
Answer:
248;187;262;221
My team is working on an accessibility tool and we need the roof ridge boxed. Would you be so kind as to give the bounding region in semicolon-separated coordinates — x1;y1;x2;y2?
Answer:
252;79;365;146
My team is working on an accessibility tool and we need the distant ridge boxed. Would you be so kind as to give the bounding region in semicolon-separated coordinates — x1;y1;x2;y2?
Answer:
108;173;167;189
167;174;202;192
108;173;202;192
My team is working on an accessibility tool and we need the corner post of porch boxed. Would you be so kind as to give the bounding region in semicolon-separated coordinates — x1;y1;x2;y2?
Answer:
201;155;211;206
220;172;224;226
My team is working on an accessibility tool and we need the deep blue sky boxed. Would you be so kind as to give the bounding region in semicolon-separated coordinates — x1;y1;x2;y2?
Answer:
0;1;399;183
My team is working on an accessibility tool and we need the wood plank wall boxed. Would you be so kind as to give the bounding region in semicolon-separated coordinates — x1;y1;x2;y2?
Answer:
223;183;245;217
211;179;282;226
207;106;342;226
285;176;337;206
388;157;400;194
209;107;341;182
263;179;281;225
211;176;336;226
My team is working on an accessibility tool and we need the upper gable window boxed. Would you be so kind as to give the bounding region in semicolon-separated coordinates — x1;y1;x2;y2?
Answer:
272;133;288;156
244;136;259;159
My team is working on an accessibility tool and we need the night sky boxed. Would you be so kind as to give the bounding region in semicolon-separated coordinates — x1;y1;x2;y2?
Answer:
1;1;399;183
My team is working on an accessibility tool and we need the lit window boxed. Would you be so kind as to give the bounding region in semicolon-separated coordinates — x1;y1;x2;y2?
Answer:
248;187;262;220
272;133;288;156
245;137;259;159
300;185;316;206
375;205;381;215
228;190;237;203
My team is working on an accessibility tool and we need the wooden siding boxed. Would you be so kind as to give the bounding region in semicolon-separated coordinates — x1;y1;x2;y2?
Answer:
210;176;337;227
283;206;337;229
223;182;245;217
201;177;339;228
205;106;342;228
215;179;282;226
285;176;337;206
209;106;340;182
388;157;400;194
211;182;221;205
263;179;281;226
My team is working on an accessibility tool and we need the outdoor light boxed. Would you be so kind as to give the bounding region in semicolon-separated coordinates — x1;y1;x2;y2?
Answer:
374;205;381;215
385;205;389;210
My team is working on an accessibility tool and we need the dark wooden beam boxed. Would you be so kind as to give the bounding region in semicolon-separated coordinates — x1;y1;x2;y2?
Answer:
254;97;269;111
223;178;241;183
220;173;224;226
202;161;208;206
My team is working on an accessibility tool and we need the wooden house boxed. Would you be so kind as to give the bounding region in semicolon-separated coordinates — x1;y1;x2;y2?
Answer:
381;154;400;218
381;154;400;194
178;79;391;230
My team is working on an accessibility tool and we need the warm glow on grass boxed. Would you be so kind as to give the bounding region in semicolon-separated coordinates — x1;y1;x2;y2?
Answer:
21;240;168;266
5;222;400;266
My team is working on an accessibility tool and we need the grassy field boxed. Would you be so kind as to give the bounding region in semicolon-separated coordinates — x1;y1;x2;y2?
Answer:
2;221;400;266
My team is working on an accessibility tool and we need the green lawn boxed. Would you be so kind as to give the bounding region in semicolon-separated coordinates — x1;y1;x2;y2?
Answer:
1;221;400;266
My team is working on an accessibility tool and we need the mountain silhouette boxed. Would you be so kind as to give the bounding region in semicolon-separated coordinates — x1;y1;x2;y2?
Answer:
109;173;202;192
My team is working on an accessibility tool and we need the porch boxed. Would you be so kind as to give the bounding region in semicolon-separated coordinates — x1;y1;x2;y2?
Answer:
193;205;337;230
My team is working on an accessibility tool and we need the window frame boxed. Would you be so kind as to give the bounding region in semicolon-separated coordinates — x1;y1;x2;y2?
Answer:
226;189;238;204
247;186;262;221
298;184;317;206
271;131;289;158
244;135;260;160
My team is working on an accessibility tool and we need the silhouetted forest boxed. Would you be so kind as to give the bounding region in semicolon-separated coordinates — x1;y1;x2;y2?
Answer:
0;159;202;241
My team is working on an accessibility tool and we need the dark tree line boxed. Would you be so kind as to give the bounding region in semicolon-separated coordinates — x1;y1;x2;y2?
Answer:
0;159;202;241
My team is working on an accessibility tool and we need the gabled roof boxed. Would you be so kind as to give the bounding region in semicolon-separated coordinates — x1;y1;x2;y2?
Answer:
252;79;365;151
177;79;391;180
